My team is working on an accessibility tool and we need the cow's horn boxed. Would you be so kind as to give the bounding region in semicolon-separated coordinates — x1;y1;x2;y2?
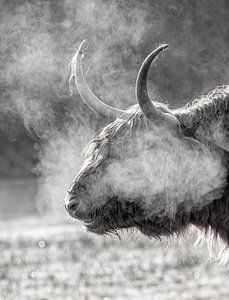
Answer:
70;40;125;119
135;44;178;127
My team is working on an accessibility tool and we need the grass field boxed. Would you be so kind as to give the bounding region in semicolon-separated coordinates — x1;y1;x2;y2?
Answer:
0;178;229;300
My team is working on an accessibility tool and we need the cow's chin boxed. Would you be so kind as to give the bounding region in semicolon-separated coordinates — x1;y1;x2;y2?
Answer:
83;217;136;235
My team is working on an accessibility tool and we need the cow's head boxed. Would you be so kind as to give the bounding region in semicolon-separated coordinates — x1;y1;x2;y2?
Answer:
65;40;225;236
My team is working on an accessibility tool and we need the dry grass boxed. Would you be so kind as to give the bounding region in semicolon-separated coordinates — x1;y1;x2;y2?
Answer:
0;179;229;300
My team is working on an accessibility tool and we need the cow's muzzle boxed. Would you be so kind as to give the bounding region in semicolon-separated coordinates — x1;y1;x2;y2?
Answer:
64;191;80;218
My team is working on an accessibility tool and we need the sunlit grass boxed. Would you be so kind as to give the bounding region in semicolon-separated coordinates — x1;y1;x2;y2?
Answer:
1;217;229;300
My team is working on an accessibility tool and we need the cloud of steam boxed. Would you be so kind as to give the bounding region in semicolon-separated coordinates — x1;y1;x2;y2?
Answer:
0;0;156;215
0;1;229;216
78;120;227;218
108;132;226;217
35;122;92;216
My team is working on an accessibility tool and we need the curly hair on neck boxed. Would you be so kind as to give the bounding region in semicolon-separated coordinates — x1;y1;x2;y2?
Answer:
176;85;229;129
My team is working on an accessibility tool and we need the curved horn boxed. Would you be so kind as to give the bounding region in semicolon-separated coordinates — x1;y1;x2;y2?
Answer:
135;44;178;127
69;40;125;120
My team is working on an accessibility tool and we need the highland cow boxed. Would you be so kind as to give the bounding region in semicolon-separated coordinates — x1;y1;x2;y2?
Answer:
65;40;229;245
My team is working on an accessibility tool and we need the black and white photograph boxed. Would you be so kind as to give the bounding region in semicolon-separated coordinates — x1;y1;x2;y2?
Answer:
0;1;229;299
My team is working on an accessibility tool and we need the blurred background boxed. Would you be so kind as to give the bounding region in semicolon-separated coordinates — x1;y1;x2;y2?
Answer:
0;0;229;299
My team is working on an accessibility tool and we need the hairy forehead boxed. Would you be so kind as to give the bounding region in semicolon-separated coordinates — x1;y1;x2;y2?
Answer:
83;105;145;158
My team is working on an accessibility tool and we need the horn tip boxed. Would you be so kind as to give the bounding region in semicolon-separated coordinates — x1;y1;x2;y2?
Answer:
78;40;88;55
161;44;169;50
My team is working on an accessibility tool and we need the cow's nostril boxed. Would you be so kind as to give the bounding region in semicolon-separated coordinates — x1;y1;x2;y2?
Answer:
65;200;79;214
68;201;79;212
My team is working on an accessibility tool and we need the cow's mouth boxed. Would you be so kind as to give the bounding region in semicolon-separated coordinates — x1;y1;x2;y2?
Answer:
83;219;109;234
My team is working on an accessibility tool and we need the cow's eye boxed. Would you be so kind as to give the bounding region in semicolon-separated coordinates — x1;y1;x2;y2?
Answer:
108;147;121;160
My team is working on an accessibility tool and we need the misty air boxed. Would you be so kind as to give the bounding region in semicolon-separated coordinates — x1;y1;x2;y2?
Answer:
1;1;229;299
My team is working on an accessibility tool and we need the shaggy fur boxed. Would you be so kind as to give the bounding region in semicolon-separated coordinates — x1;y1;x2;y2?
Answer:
178;85;229;129
66;86;229;245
